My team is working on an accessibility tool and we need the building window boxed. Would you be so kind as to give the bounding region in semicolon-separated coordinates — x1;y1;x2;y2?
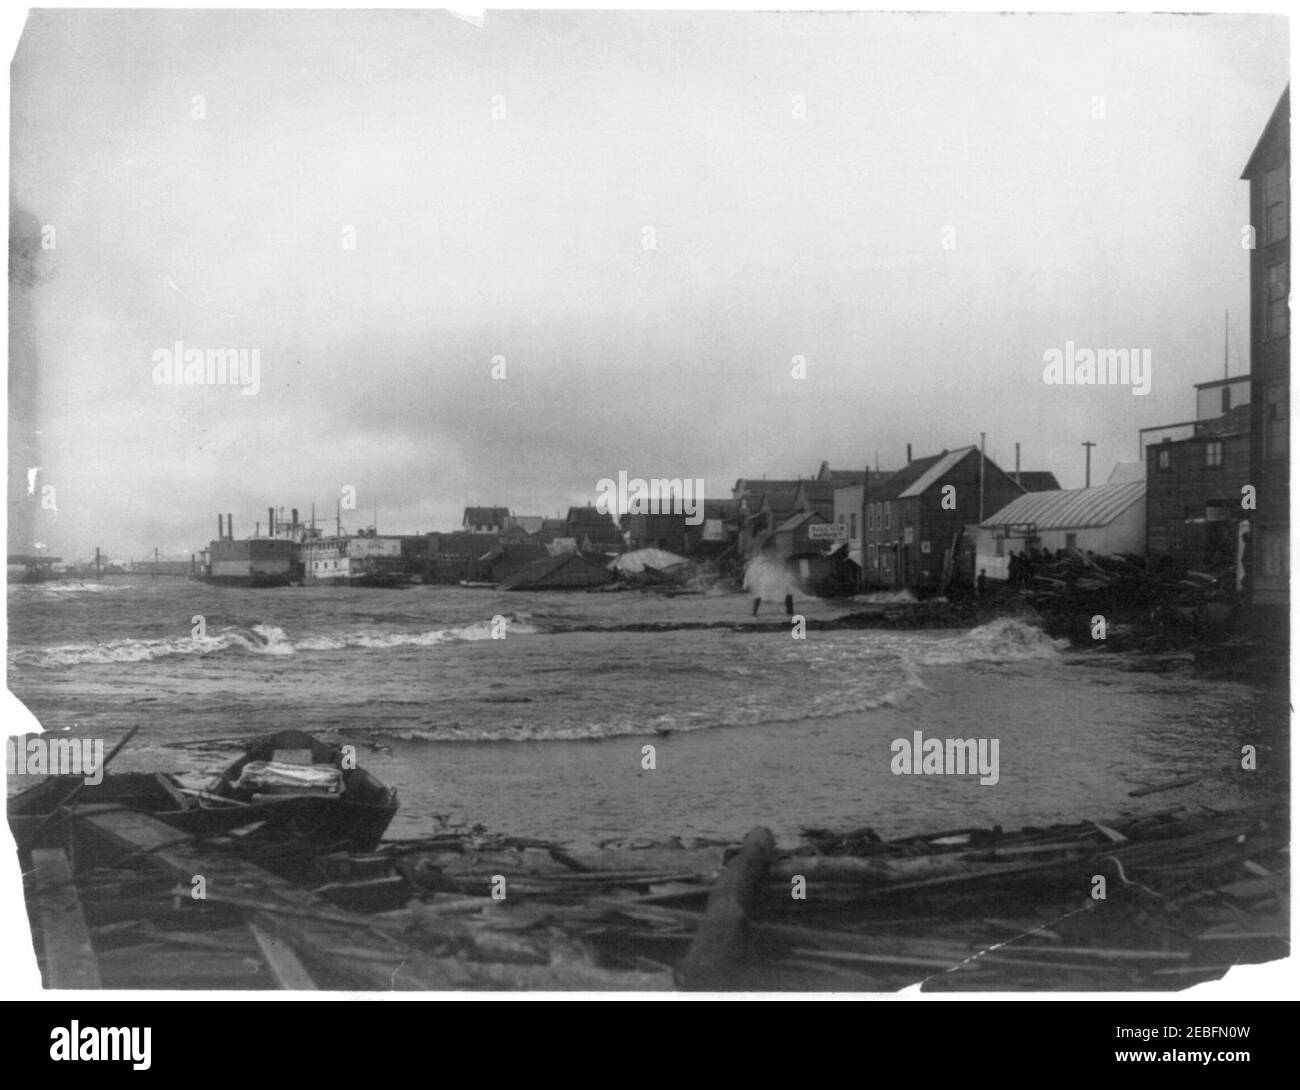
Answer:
1222;385;1232;414
1265;165;1288;244
1156;448;1171;471
1267;262;1288;339
1265;382;1288;460
849;513;857;538
883;503;892;530
1204;440;1223;468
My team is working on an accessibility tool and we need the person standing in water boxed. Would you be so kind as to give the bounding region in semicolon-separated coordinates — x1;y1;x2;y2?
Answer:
784;593;794;616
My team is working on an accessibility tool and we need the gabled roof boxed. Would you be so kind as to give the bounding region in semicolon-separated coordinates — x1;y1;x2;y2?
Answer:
700;499;741;520
1242;86;1289;179
981;479;1145;531
817;461;871;484
463;506;509;526
1014;471;1061;492
776;510;826;533
870;449;957;500
746;487;800;514
501;551;613;591
1107;461;1144;484
566;506;623;547
566;505;616;525
794;480;838;502
898;447;978;498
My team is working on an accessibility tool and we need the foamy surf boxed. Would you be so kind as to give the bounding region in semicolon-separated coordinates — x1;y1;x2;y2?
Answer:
13;616;540;668
909;618;1068;666
14;623;295;667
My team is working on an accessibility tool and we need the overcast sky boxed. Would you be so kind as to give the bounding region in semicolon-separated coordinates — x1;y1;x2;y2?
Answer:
8;9;1289;562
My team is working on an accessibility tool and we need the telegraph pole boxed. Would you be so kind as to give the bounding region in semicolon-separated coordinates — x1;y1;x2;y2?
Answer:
979;432;987;524
1082;441;1096;488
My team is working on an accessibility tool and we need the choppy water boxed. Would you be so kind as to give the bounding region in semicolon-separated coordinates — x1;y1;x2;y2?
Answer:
4;580;1284;842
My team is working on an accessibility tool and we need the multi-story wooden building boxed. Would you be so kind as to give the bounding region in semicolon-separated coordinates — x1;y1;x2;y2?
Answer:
1145;376;1252;573
1243;87;1289;606
564;506;624;552
859;447;1025;591
462;507;510;534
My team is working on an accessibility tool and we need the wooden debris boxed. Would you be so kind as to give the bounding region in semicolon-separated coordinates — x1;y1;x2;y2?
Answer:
677;826;774;990
10;785;1289;993
28;849;102;989
247;923;318;990
1129;775;1202;798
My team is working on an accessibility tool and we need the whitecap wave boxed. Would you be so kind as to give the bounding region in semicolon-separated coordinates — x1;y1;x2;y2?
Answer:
14;616;539;668
912;618;1068;666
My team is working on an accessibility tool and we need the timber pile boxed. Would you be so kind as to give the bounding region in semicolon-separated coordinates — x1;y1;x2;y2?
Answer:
1013;551;1229;631
17;803;1287;991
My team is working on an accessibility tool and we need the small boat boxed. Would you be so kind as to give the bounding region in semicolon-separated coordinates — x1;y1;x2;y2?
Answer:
209;730;398;852
8;730;398;855
458;579;498;588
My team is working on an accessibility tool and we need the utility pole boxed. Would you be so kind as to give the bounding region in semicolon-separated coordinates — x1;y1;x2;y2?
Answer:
1082;441;1096;488
979;432;987;524
860;464;870;592
1224;308;1230;380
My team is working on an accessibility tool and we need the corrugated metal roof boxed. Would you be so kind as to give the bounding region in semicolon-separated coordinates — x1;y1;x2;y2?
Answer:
898;447;977;498
981;479;1146;531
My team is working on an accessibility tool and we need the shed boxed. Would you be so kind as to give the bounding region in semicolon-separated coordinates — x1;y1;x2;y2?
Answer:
976;479;1146;581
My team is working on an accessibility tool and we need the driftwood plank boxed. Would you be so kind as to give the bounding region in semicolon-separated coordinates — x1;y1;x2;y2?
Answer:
29;849;102;989
247;922;318;990
72;808;467;991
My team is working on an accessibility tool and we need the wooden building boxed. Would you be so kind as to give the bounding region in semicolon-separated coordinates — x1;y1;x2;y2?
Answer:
624;511;687;553
1145;376;1252;575
682;499;741;559
977;480;1146;581
860;447;1025;592
462;507;510;534
425;531;497;583
1243;87;1290;606
564;506;624;553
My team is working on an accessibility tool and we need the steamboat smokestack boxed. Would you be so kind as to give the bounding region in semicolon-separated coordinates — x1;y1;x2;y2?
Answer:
217;514;223;541
906;443;912;464
1015;442;1021;486
292;508;299;529
268;507;276;537
227;514;233;540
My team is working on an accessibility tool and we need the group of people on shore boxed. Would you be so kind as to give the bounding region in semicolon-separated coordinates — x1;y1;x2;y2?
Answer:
1006;549;1041;586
